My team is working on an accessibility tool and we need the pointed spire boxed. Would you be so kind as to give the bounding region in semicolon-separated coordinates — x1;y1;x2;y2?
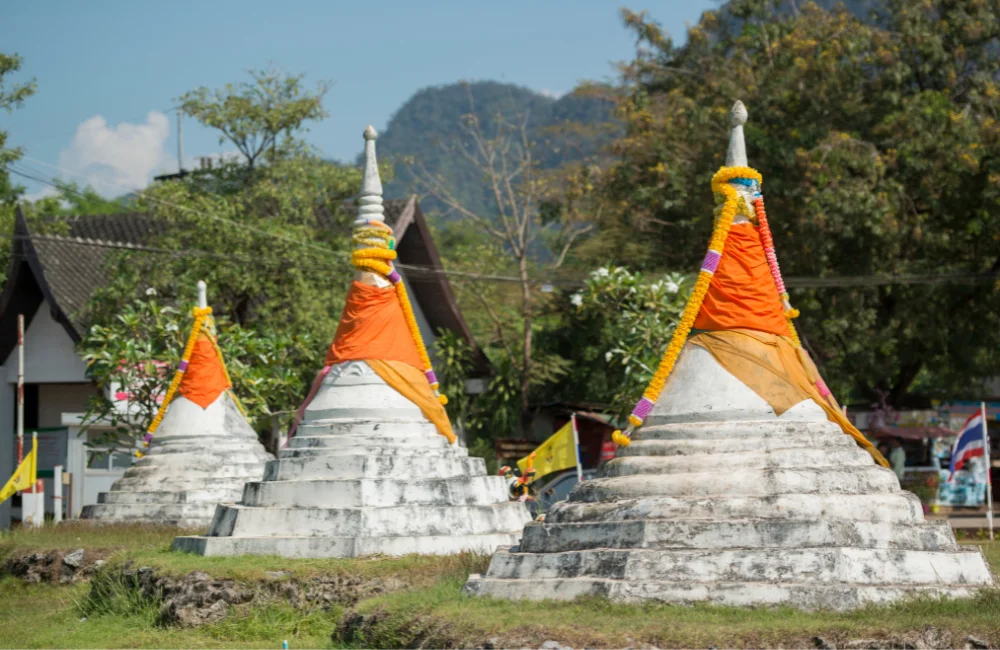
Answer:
725;101;749;167
358;126;384;224
197;280;207;309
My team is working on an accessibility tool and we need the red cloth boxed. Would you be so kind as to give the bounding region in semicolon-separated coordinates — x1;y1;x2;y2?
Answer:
178;334;231;409
693;223;790;336
325;281;423;370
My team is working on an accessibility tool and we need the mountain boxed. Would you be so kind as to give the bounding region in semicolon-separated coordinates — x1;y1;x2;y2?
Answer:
365;81;616;220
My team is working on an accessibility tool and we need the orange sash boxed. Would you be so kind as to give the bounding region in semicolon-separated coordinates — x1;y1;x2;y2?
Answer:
177;333;231;409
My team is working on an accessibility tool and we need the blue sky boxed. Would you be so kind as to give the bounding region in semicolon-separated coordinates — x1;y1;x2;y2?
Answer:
2;0;716;199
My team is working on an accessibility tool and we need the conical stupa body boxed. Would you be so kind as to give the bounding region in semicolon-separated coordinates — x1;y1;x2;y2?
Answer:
82;391;272;527
174;126;530;557
464;102;993;610
465;344;993;609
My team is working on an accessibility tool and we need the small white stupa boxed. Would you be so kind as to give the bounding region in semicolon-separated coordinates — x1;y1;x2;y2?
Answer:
173;126;530;558
82;282;272;528
464;102;994;610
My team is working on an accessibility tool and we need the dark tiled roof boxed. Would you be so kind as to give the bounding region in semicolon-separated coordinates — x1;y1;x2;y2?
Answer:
1;200;491;376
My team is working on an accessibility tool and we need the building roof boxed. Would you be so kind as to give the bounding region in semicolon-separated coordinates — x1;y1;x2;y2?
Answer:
0;200;490;376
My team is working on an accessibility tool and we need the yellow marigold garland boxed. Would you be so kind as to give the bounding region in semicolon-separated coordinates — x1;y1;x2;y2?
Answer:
351;218;448;407
612;166;761;448
138;306;212;457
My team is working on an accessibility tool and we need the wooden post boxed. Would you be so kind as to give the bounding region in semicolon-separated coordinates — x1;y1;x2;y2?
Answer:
53;465;63;524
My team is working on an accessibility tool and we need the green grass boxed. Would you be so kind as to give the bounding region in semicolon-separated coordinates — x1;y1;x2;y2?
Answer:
0;525;998;649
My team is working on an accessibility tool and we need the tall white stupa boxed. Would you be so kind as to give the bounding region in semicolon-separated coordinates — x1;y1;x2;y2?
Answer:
83;282;272;528
173;126;530;557
464;102;995;610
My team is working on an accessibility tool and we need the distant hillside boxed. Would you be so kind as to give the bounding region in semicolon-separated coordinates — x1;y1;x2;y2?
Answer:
365;81;616;220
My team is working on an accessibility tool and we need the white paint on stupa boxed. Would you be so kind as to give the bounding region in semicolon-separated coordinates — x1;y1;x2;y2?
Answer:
173;127;530;558
82;283;272;528
464;103;995;610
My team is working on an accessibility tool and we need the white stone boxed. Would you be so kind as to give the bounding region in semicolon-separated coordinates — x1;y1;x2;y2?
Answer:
174;361;530;557
82;392;272;528
463;342;995;609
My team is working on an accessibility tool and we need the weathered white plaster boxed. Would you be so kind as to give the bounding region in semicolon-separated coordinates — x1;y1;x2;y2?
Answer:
463;103;994;609
82;392;271;529
173;127;530;557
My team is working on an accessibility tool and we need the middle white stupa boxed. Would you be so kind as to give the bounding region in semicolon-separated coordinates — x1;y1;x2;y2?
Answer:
174;126;530;557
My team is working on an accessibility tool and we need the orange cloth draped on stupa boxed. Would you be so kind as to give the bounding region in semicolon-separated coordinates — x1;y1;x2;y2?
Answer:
325;281;455;443
682;216;887;467
693;222;789;336
177;333;231;409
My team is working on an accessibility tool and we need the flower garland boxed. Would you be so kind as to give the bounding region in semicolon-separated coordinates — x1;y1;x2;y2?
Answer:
612;165;761;447
138;306;213;458
751;196;802;348
351;218;448;406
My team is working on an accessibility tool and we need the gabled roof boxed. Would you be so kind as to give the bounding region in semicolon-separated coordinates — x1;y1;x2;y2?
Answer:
0;200;490;377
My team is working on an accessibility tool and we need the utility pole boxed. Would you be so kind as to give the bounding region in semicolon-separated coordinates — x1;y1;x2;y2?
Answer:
177;108;184;174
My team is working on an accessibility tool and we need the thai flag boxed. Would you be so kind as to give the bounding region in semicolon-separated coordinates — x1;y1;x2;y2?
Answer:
949;412;988;480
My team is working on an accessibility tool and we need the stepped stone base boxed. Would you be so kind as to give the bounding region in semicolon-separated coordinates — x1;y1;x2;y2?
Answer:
174;361;531;557
82;393;271;529
464;344;996;610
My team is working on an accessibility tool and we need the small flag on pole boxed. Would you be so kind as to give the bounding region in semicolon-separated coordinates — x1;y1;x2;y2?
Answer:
0;432;36;504
518;419;580;484
949;411;988;479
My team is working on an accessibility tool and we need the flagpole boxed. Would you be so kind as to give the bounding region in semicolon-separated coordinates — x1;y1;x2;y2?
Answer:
571;413;583;483
982;402;993;541
16;314;24;474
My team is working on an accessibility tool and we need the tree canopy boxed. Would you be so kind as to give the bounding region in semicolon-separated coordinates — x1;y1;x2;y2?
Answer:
593;0;1000;407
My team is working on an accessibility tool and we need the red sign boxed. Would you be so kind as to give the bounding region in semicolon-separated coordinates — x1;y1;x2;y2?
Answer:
600;441;617;462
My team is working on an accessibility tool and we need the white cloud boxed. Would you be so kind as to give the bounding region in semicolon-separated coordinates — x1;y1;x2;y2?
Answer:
21;185;60;203
539;88;565;99
58;111;171;196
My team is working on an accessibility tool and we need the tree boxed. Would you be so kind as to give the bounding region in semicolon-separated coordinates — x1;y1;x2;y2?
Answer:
79;291;319;454
598;0;1000;407
411;90;595;429
0;52;36;204
178;66;328;179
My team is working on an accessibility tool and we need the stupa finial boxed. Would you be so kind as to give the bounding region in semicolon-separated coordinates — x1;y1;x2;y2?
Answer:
358;125;384;223
725;100;749;168
197;280;207;309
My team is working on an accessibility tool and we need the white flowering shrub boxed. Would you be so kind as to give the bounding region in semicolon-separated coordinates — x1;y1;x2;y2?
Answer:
551;266;690;419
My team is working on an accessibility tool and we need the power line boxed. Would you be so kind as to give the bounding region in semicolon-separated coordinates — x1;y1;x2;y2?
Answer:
6;161;999;291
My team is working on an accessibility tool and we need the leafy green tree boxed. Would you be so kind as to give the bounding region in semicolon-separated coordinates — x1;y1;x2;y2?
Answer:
539;267;689;418
597;0;1000;407
79;291;320;453
0;51;35;206
179;66;328;179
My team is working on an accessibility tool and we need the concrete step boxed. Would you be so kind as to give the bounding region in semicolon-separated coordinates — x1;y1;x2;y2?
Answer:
295;419;440;438
573;465;899;500
209;501;532;539
619;431;857;456
242;475;509;508
133;452;271;470
548;492;926;525
518;518;958;553
462;575;983;611
286;434;456;452
264;454;486;481
81;502;220;528
279;444;466;460
119;462;266;483
604;447;872;475
639;420;844;441
483;546;990;586
143;443;269;458
173;531;522;558
98;484;248;505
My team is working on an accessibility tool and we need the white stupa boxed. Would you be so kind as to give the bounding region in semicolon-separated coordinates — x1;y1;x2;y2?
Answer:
83;282;272;528
464;102;994;610
173;126;530;558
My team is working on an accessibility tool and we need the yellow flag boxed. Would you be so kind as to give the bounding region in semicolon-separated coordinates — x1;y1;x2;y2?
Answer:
0;447;36;504
518;421;577;483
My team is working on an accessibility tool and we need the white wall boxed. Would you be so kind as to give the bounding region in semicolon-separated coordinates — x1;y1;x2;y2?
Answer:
3;307;88;383
0;304;90;528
